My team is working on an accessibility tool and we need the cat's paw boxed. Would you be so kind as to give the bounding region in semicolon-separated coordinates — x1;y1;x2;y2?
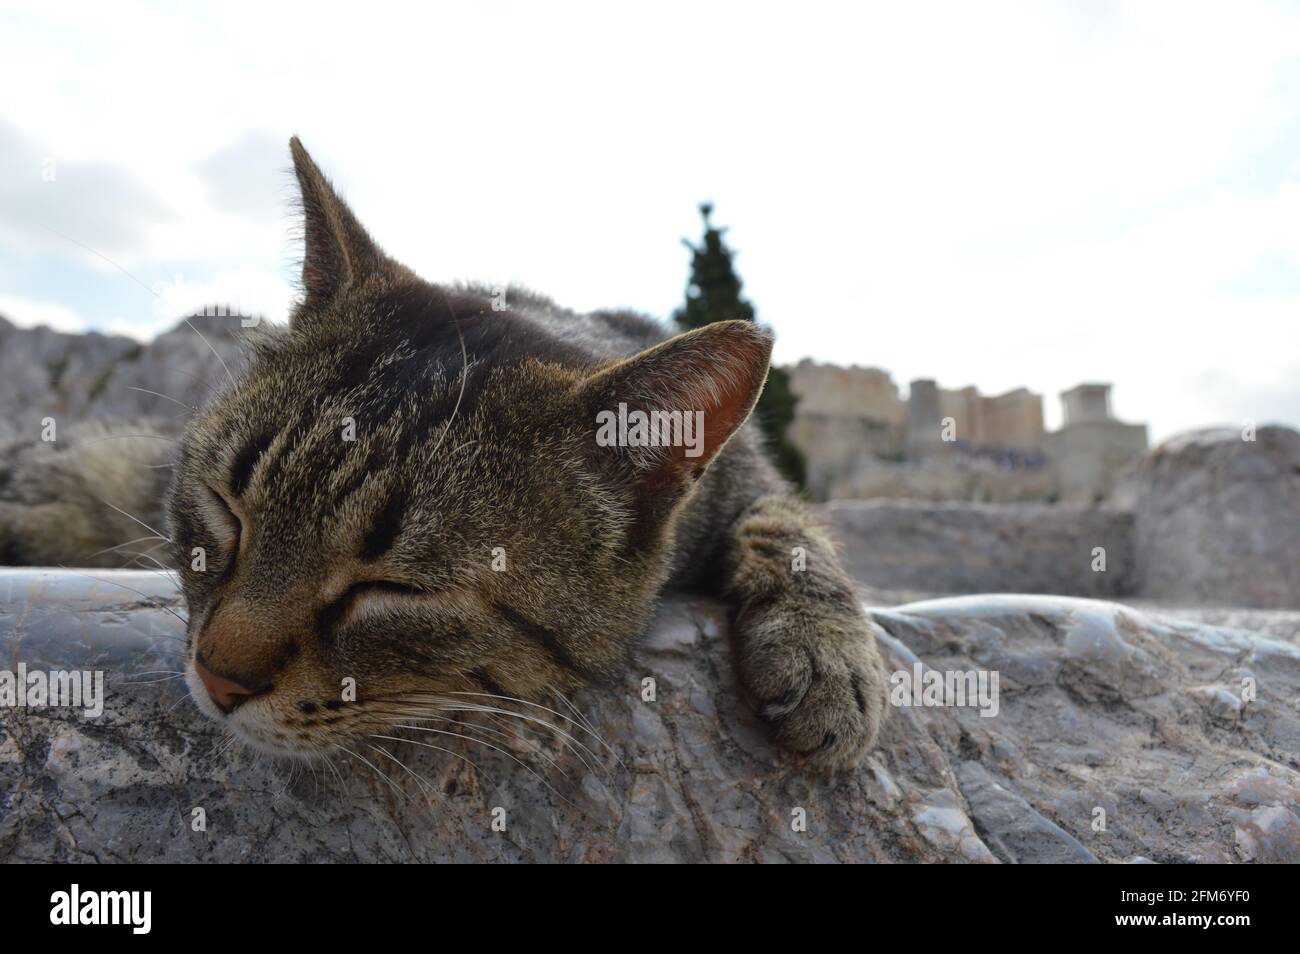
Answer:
735;604;887;771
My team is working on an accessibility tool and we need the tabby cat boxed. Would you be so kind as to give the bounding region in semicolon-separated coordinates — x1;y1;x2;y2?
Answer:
39;140;891;770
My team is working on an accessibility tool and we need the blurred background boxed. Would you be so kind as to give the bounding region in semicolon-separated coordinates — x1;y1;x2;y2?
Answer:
1;0;1297;606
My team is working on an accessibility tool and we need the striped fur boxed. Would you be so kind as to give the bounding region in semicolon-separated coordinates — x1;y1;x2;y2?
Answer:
83;140;893;769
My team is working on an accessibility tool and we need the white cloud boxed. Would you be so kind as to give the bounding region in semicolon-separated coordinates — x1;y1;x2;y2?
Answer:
0;294;90;333
0;0;1298;442
0;117;173;261
99;266;295;341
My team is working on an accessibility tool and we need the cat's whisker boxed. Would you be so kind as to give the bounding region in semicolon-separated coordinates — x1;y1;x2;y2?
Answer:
369;732;497;788
550;693;624;783
474;709;607;783
368;706;571;782
135;540;174;559
118;552;173;573
179;315;239;391
211;728;243;761
301;750;322;797
553;693;616;763
427;302;470;461
124;669;185;679
125;385;198;411
55;565;189;629
158;362;219;389
83;533;166;562
118;550;178;580
370;691;575;750
332;742;406;802
269;760;294;798
281;758;307;798
90;496;173;544
380;690;587;745
399;696;610;777
389;722;580;811
155;364;237;419
444;690;623;766
116;544;178;575
424;701;605;775
553;689;598;736
166;690;194;715
79;433;178;446
439;709;562;760
366;741;445;808
445;438;479;461
315;743;348;790
470;705;606;783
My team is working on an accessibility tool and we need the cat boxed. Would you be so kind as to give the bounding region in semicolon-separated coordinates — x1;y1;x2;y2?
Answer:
12;139;889;771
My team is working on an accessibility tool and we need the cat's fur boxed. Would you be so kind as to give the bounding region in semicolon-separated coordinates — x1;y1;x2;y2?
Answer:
12;140;888;770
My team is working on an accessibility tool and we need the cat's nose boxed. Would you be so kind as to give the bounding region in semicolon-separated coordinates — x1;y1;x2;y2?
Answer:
195;659;258;714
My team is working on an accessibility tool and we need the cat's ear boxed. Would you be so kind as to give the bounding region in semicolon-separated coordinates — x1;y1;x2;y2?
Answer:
577;320;773;489
289;137;388;312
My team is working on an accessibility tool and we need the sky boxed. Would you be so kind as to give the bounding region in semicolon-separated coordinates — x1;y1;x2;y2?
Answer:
1;0;1298;441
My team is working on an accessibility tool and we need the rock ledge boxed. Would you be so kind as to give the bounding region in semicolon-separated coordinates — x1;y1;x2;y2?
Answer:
2;570;1298;863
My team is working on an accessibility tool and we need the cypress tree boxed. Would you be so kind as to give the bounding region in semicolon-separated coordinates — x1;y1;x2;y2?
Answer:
673;203;806;488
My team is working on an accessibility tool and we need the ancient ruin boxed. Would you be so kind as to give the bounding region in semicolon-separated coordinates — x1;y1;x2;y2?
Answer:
786;360;1149;503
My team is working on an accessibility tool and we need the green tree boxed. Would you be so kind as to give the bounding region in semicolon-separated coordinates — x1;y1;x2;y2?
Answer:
674;203;806;488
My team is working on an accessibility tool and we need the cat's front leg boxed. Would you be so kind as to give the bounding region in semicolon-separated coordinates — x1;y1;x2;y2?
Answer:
722;493;888;770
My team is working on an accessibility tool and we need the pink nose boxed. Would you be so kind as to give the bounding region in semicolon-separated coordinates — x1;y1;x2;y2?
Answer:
195;659;256;714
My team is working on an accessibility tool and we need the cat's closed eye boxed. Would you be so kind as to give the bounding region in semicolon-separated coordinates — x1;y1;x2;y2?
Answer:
317;580;427;635
198;484;242;560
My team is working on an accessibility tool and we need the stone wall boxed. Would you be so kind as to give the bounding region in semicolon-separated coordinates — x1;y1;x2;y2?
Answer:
935;384;1045;450
823;425;1300;609
785;359;903;422
828;454;1057;504
1122;426;1300;609
980;388;1046;450
785;361;907;499
789;414;897;501
825;500;1138;597
1044;419;1149;504
784;362;1148;505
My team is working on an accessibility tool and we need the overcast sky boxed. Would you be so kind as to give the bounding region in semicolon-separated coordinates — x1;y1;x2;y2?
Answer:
1;0;1298;440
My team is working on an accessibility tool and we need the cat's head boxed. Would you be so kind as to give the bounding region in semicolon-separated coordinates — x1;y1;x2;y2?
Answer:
171;138;772;757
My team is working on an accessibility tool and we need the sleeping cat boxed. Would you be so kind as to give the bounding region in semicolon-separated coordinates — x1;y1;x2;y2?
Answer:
28;139;890;770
